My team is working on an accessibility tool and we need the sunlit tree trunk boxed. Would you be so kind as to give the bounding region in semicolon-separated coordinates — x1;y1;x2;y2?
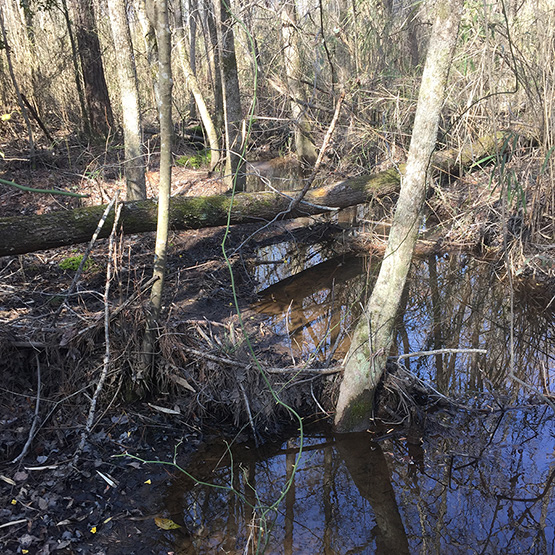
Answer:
107;0;146;200
137;0;173;388
174;0;220;170
73;0;114;137
281;0;317;167
334;0;464;432
214;0;245;190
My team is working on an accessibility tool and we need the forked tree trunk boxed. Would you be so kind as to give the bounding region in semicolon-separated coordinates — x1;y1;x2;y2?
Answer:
334;0;465;432
107;0;146;200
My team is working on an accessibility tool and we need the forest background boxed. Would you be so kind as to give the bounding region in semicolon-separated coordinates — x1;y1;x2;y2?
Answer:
0;0;554;439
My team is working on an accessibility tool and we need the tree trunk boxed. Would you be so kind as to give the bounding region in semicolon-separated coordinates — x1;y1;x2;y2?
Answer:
136;0;159;106
60;0;89;135
0;4;34;161
73;0;114;137
174;0;220;170
205;0;223;131
137;0;173;386
214;0;245;191
334;0;465;433
107;0;146;200
281;1;317;167
0;131;511;258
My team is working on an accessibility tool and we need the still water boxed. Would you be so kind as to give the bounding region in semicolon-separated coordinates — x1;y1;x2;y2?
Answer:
147;248;554;554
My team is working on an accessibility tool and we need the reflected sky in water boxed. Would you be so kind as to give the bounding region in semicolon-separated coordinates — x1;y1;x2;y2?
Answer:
145;250;553;554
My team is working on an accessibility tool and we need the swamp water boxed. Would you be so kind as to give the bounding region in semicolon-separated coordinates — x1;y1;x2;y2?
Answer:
136;247;554;554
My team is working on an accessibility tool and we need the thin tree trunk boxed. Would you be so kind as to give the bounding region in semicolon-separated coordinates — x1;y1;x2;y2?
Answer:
137;0;173;387
214;0;245;190
174;0;220;170
136;0;159;106
205;0;223;130
107;0;146;200
0;4;35;161
334;0;464;432
60;0;89;135
281;0;317;167
187;0;197;118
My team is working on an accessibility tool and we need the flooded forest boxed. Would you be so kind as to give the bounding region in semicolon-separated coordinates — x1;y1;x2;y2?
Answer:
0;0;553;553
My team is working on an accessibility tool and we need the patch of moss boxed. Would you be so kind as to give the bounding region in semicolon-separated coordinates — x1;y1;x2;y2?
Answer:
175;149;211;169
59;254;91;272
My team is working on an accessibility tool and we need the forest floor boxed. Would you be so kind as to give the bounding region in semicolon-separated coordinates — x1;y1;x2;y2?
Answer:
0;134;554;554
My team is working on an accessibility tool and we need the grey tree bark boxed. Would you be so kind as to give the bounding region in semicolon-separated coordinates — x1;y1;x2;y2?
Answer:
214;0;245;191
334;0;464;432
107;0;146;200
137;0;173;387
281;0;317;167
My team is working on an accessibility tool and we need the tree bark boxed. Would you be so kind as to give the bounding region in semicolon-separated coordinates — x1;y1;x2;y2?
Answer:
334;0;465;433
73;0;114;137
0;131;511;258
107;0;146;200
138;0;173;385
174;0;221;170
281;1;317;166
214;0;245;190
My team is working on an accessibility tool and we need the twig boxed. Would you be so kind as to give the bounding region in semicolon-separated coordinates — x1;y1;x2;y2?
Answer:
11;354;41;464
239;381;259;447
181;346;341;374
54;194;118;322
74;201;123;462
392;348;487;361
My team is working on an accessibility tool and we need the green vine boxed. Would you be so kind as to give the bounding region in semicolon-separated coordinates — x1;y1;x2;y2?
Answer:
0;177;89;198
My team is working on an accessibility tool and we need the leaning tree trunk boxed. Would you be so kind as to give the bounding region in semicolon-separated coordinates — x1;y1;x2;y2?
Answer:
73;0;114;137
137;0;173;388
334;0;464;432
174;0;220;170
281;0;317;167
214;0;245;191
107;0;146;200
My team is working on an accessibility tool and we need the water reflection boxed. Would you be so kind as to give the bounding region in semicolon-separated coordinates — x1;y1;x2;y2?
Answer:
144;251;554;553
153;405;554;553
255;251;554;397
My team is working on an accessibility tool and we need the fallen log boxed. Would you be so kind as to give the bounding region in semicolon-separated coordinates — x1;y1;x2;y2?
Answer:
0;132;513;257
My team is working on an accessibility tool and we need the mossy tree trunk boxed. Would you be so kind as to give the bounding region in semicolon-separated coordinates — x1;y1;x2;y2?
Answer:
0;131;512;258
334;0;465;432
